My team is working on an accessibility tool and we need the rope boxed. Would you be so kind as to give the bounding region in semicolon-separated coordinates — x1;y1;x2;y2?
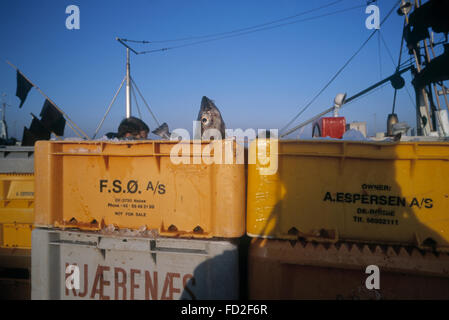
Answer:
92;76;126;139
130;77;160;127
139;4;366;54
130;82;142;119
123;0;345;44
280;0;401;137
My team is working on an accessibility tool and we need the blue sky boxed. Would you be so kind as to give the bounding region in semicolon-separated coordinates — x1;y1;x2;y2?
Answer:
0;0;438;139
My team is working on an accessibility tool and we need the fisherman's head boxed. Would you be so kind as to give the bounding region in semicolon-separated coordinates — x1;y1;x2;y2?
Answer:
117;117;149;140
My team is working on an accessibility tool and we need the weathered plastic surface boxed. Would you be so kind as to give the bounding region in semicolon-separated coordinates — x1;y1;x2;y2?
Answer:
0;174;34;249
247;139;449;251
0;174;34;201
31;228;240;300
249;238;449;299
0;146;34;173
34;140;245;238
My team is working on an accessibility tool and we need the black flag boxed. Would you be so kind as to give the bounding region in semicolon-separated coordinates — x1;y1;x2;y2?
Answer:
16;71;33;108
21;114;52;146
40;99;66;136
22;125;50;146
21;127;34;146
29;116;51;139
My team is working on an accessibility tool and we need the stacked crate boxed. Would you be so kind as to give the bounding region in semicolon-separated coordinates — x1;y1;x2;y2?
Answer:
0;146;35;299
31;140;246;300
246;138;449;299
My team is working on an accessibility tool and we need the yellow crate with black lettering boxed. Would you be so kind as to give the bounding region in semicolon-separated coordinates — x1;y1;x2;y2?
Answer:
34;140;245;238
0;174;34;249
247;139;449;251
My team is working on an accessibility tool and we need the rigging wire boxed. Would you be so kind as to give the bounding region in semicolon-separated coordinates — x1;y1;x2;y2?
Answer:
378;30;383;80
92;76;126;139
131;83;143;119
379;32;417;110
379;33;398;65
279;0;401;137
340;82;390;134
130;76;161;127
138;4;366;54
122;0;345;44
344;82;390;107
391;18;404;114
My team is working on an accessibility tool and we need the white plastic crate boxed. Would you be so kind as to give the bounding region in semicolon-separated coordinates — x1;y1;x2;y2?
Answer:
31;228;240;300
0;146;34;174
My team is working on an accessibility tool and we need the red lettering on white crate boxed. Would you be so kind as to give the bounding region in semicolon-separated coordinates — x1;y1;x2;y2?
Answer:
65;263;194;300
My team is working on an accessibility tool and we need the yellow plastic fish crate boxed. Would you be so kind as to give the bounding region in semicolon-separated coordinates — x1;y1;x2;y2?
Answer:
0;174;34;249
247;139;449;251
34;140;246;238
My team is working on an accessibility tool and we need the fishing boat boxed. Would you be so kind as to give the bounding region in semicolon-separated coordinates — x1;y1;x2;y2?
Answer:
1;0;449;301
247;0;449;299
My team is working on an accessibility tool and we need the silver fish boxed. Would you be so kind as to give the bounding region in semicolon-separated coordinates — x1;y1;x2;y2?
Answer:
152;122;171;139
197;96;226;139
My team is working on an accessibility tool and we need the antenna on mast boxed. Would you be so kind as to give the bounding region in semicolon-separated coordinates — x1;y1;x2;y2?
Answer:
116;37;139;118
92;38;164;139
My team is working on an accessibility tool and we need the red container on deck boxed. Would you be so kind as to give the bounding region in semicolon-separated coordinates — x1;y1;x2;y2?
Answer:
313;117;346;139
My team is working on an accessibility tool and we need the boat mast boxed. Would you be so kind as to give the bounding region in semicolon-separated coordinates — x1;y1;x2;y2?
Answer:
92;38;164;138
117;38;139;118
400;0;430;135
0;93;8;140
401;0;449;136
126;47;131;118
